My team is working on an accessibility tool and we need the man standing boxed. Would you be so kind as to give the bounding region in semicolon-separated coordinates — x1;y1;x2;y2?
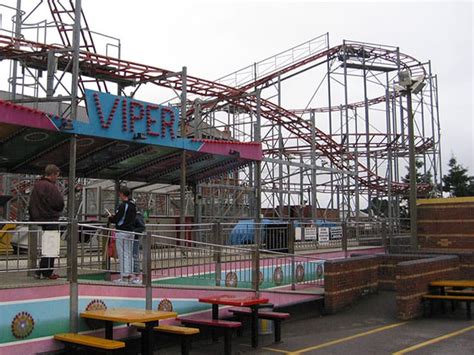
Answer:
29;164;64;279
109;186;137;283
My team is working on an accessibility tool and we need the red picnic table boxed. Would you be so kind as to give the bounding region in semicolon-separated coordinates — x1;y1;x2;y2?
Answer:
198;294;269;348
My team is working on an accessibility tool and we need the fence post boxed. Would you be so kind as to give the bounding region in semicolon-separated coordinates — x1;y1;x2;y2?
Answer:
289;223;296;290
342;222;348;258
27;224;38;277
288;223;295;254
381;220;388;254
252;223;261;294
69;219;79;332
213;222;222;287
144;231;152;310
101;228;110;272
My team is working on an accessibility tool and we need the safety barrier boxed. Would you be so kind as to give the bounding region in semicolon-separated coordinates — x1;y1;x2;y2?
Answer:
0;220;385;290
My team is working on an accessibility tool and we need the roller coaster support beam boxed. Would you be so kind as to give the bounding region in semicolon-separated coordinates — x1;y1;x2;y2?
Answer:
68;0;81;334
407;88;418;250
180;67;187;238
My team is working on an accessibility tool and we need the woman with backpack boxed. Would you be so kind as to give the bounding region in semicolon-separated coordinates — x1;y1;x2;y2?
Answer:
108;186;136;283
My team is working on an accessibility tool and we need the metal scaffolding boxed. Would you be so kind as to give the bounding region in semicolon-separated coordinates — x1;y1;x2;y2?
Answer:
0;1;442;234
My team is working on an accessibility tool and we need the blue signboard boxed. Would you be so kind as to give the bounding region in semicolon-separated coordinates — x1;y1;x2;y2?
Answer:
57;90;201;150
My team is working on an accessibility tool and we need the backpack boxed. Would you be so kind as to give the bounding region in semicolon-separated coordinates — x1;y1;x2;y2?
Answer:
134;211;146;234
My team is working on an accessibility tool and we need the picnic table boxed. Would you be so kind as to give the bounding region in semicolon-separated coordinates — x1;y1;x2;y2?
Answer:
425;280;474;319
80;307;176;355
199;294;269;348
429;280;474;294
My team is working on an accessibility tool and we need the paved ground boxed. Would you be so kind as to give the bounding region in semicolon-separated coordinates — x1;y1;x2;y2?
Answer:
149;291;474;355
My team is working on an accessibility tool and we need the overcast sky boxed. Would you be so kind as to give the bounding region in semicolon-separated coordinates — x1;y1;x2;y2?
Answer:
3;0;473;175
85;0;473;174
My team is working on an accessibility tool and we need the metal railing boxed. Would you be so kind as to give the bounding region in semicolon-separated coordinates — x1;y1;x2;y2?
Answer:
69;222;325;291
0;220;387;289
0;221;331;291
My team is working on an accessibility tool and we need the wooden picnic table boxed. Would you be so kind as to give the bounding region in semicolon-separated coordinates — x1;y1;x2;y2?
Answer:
80;308;176;355
430;280;474;288
429;280;474;296
199;294;269;348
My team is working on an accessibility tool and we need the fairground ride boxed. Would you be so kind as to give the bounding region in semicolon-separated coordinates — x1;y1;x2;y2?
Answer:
0;1;441;234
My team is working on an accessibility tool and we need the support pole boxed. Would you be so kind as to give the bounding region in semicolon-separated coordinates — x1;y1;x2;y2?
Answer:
180;67;187;239
310;111;317;220
68;220;78;329
213;222;222;286
407;89;418;250
278;79;284;218
253;89;262;295
342;41;351;221
362;50;371;217
11;0;22;100
385;77;393;235
144;232;152;310
68;0;81;333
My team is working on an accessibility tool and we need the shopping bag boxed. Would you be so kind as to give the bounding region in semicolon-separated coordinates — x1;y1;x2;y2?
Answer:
107;231;118;260
41;230;61;257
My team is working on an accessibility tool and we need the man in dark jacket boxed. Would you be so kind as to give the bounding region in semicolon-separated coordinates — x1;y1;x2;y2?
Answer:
108;186;136;283
28;164;64;279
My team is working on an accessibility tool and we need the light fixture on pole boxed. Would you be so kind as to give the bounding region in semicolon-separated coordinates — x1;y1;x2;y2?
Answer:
397;70;425;250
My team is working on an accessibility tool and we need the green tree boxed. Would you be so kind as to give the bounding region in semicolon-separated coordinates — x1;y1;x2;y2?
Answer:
365;197;398;218
442;157;474;197
399;160;436;224
402;159;435;198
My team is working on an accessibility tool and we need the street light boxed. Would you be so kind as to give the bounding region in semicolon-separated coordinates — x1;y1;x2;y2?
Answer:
396;70;426;250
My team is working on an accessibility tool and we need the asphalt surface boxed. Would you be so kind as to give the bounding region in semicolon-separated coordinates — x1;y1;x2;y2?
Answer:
147;291;474;355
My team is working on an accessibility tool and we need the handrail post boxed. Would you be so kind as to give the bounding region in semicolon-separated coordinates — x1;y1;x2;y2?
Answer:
342;222;348;258
253;223;261;294
144;231;152;310
69;219;79;332
27;224;38;277
289;223;296;290
288;223;295;254
381;220;388;254
213;222;222;287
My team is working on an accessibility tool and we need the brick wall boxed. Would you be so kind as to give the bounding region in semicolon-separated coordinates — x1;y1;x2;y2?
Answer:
395;255;460;320
459;253;474;279
324;255;379;314
378;254;432;291
417;197;474;251
418;250;474;280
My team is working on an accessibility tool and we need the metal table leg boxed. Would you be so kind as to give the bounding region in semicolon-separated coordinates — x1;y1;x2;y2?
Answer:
105;321;113;339
212;304;219;342
251;305;258;348
142;320;158;355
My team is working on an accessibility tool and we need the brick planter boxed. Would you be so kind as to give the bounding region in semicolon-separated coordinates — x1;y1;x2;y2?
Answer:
324;255;379;314
395;255;460;320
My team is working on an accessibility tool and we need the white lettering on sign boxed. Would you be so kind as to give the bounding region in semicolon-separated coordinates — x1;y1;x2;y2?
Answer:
318;227;330;242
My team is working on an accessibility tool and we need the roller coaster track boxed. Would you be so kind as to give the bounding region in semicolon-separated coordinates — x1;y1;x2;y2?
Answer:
0;29;428;194
47;0;109;94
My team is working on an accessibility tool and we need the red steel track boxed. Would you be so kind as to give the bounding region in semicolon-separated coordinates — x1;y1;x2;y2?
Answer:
0;4;429;194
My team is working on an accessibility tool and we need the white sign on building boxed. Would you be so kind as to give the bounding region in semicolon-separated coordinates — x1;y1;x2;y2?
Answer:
318;227;330;242
304;227;317;241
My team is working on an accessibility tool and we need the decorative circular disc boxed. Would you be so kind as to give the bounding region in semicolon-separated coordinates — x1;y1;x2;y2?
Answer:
24;132;49;142
11;311;35;339
225;271;238;287
296;264;305;282
85;299;107;329
77;137;95;147
109;143;129;152
158;299;173;312
273;267;283;285
316;264;324;279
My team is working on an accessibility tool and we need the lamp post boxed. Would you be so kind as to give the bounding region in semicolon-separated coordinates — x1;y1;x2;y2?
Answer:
398;71;425;250
406;88;417;250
